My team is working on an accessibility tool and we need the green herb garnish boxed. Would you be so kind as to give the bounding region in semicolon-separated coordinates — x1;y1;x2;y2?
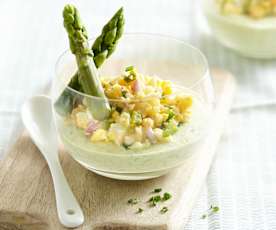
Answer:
152;188;162;193
212;206;219;213
127;189;173;215
163;120;178;137
124;73;136;82
136;208;144;214
162;192;172;201
125;65;134;72
200;205;220;219
160;206;168;214
167;109;175;121
177;122;184;127
148;195;162;207
121;90;128;98
131;111;142;126
127;198;138;205
122;143;130;150
115;106;123;113
124;66;137;82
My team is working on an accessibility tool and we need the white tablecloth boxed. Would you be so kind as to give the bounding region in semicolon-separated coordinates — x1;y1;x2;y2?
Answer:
1;0;276;229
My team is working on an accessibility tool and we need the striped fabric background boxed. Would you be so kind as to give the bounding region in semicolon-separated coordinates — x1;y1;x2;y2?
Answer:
1;0;276;229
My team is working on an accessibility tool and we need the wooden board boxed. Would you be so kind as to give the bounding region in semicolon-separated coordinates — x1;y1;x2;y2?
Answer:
0;69;236;230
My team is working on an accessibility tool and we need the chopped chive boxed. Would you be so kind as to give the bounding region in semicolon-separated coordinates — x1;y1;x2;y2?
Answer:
136;208;143;214
162;192;172;201
121;90;128;98
131;111;142;126
212;206;219;212
148;195;162;207
167;109;175;121
153;188;162;193
177;122;184;127
122;143;130;150
124;73;136;82
125;65;134;71
150;202;156;207
200;205;219;219
162;120;178;137
127;198;138;205
115;106;123;113
160;206;168;214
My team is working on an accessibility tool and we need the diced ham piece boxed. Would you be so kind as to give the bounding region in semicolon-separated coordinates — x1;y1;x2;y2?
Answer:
132;79;141;94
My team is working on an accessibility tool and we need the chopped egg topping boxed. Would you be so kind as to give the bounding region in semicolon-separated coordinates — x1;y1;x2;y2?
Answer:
217;0;276;19
70;66;193;149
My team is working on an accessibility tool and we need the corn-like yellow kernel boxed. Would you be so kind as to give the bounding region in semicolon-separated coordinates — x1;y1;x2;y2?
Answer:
111;111;120;121
144;76;151;84
153;113;163;127
135;102;151;115
148;98;160;106
176;96;193;113
145;76;159;87
249;5;266;18
273;6;276;14
145;105;156;117
127;103;135;110
157;79;163;88
175;113;186;123
160;96;175;105
223;3;242;15
101;79;110;89
145;105;160;118
161;113;169;121
260;1;272;10
118;77;127;86
107;130;116;142
90;129;107;142
161;80;172;95
153;105;160;112
111;84;122;98
144;86;155;95
142;118;154;128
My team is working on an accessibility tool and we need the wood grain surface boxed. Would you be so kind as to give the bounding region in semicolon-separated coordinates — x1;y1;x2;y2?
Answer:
0;69;236;230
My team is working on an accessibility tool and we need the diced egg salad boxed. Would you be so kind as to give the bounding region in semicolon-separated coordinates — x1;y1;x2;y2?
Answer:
217;0;276;19
69;66;193;150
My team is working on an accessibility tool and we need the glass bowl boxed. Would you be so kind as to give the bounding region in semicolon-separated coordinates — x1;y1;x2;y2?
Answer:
203;0;276;59
52;34;214;180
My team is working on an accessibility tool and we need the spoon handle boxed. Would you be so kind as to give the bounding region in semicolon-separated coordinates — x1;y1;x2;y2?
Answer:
46;154;84;228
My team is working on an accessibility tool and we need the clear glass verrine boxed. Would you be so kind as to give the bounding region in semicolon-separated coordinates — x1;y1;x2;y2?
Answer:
52;34;214;179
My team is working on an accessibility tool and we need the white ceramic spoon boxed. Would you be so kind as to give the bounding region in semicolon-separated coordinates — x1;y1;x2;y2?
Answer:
21;95;84;228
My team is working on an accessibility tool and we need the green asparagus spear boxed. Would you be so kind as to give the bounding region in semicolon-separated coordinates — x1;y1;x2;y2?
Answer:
69;6;124;88
92;7;124;67
55;7;124;116
62;4;110;120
